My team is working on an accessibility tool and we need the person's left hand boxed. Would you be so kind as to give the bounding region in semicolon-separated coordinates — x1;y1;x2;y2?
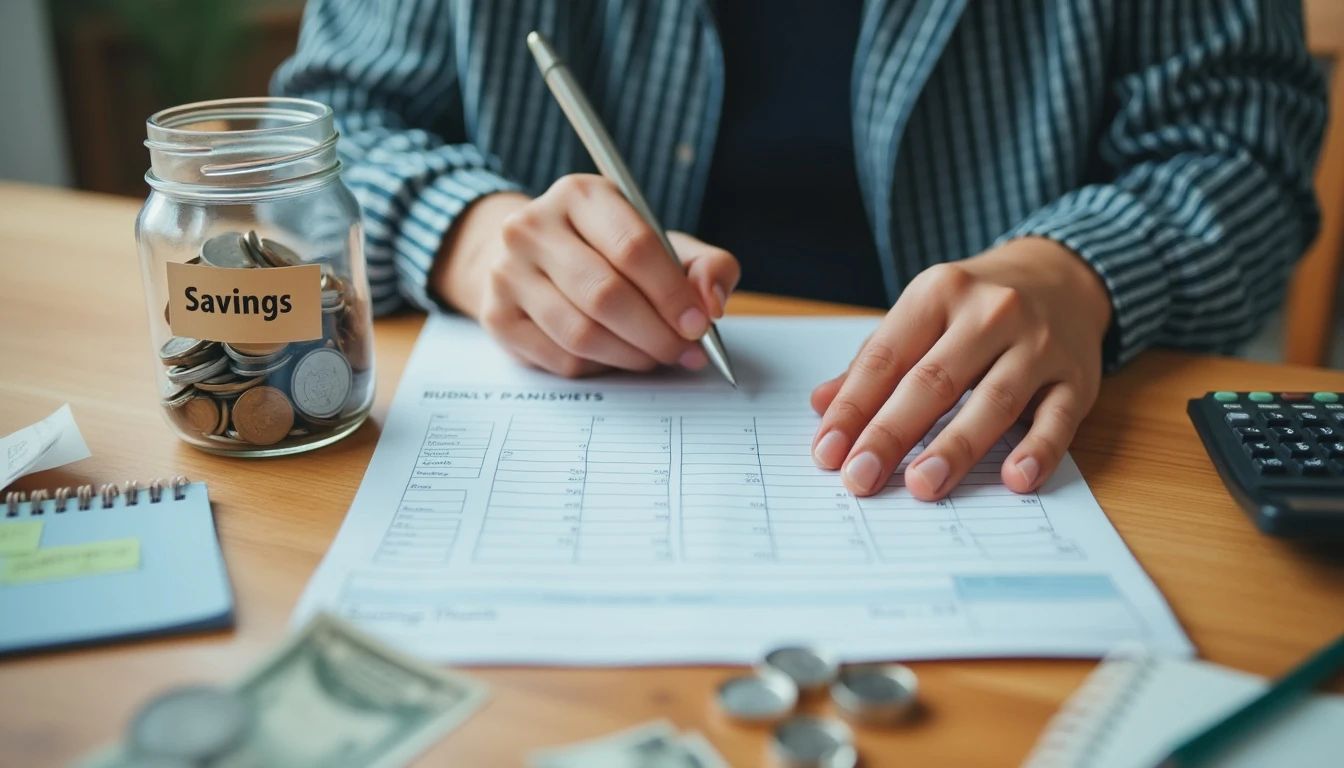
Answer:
809;237;1113;500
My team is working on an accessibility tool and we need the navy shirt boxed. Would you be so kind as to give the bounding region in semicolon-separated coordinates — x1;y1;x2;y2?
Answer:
698;1;887;308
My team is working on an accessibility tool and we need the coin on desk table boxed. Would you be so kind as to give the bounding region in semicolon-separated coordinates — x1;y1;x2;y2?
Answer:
716;667;798;725
291;347;352;420
232;385;295;445
129;685;252;761
200;232;256;269
769;717;857;768
761;647;838;696
830;663;918;726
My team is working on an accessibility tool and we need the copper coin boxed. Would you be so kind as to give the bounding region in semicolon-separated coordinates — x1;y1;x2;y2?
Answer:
182;397;221;435
232;386;295;445
214;398;230;436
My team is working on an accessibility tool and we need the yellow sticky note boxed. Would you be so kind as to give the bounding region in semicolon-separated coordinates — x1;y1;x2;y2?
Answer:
0;521;43;555
1;537;140;585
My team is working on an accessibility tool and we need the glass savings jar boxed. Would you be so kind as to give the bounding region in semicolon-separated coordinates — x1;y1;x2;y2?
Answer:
136;98;375;456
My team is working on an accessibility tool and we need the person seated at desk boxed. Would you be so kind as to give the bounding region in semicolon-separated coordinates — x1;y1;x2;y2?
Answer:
273;1;1325;502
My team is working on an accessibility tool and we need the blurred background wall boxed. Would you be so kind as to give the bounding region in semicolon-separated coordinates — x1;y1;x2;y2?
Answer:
1;0;74;186
0;0;303;198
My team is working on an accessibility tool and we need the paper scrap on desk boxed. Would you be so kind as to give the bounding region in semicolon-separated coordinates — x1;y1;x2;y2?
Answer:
1;537;139;585
1;404;91;489
292;315;1194;665
530;720;730;768
0;520;43;555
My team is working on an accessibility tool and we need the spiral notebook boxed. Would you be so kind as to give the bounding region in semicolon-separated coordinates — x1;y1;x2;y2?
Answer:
1022;652;1344;768
0;478;233;656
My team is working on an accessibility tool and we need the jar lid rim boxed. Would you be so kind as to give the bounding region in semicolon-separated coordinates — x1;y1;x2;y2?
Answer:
147;97;333;138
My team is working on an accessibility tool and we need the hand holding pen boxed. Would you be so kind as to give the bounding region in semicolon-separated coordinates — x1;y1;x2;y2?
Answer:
429;33;739;383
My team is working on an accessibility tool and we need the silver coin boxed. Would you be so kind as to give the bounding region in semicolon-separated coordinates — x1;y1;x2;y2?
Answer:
161;384;195;409
260;236;302;267
223;344;290;366
229;354;293;378
199;232;255;269
770;717;856;768
129;686;251;761
244;230;270;266
762;647;838;695
290;347;353;419
159;337;208;362
715;668;798;724
166;355;230;386
830;663;918;725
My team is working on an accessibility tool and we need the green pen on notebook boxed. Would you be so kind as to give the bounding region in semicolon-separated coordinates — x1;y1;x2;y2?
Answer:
1155;632;1344;768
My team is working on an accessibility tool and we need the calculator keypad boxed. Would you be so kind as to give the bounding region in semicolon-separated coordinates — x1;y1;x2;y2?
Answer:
1212;393;1344;478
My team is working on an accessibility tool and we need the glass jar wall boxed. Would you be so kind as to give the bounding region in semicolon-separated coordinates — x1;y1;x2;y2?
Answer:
136;98;374;456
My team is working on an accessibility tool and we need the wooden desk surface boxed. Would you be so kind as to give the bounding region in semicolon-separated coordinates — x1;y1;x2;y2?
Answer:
1;182;1342;767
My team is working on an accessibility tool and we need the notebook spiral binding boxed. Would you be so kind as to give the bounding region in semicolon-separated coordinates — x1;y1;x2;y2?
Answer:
4;476;190;517
1020;649;1162;768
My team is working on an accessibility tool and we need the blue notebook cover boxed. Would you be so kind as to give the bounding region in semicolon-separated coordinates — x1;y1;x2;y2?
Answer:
0;480;233;655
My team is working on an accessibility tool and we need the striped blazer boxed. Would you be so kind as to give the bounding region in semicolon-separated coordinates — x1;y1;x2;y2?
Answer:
273;0;1327;367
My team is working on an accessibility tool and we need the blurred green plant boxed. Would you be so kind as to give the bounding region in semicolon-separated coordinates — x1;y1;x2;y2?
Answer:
53;0;253;105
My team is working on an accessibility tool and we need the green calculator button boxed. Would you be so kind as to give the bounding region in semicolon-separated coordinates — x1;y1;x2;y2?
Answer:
1313;392;1340;403
1213;391;1238;402
1248;392;1273;402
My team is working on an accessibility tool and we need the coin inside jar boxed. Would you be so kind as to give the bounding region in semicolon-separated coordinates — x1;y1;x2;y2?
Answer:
199;232;256;269
182;397;223;434
716;667;799;725
291;347;353;420
129;685;252;761
226;341;288;357
769;717;857;768
830;663;919;726
232;386;295;445
761;646;839;695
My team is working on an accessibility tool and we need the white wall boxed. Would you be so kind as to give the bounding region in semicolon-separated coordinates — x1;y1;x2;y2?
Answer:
0;0;73;186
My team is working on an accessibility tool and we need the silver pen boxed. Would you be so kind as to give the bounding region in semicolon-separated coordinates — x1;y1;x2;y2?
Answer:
526;30;738;387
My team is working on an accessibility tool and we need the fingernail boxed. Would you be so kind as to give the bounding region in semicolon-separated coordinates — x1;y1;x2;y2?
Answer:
813;430;848;469
713;284;728;318
679;307;708;338
1014;456;1040;487
844;452;883;493
678;346;707;370
910;456;950;495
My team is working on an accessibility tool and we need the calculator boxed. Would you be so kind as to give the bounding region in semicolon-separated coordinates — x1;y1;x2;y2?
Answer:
1188;391;1344;538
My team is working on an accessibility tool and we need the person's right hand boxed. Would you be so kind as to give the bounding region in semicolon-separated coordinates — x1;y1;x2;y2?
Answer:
433;175;739;378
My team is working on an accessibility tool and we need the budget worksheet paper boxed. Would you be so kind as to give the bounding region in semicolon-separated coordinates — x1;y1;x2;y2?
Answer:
293;315;1192;665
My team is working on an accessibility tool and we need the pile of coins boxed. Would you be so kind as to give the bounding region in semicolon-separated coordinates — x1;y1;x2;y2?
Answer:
159;231;371;450
715;646;919;768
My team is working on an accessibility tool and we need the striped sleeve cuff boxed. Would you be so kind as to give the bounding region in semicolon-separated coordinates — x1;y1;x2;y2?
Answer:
996;188;1172;370
391;169;523;313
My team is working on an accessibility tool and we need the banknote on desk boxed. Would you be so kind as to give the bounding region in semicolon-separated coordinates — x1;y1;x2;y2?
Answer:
80;613;488;768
